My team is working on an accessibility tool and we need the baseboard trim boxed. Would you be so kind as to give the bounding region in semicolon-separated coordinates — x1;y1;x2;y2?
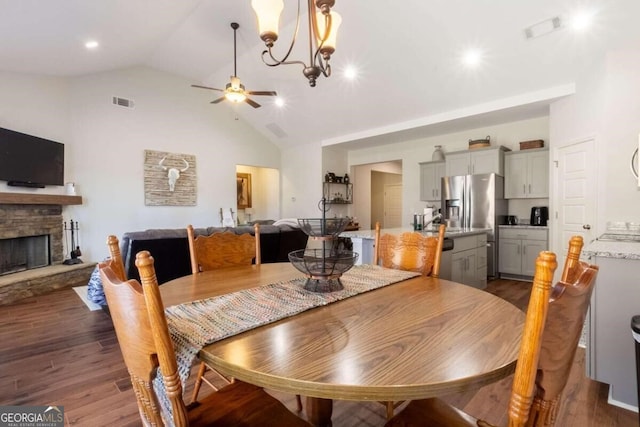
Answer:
607;388;639;413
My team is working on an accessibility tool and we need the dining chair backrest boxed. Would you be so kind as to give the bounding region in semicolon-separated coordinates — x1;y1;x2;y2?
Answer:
100;249;189;426
373;222;446;277
527;236;599;426
187;224;261;274
386;238;598;427
106;234;127;281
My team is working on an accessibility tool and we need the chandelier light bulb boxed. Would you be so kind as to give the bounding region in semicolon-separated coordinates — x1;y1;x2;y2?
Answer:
252;0;340;87
251;0;284;47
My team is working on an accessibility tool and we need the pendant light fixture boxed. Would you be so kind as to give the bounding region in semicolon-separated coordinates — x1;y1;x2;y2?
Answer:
251;0;341;87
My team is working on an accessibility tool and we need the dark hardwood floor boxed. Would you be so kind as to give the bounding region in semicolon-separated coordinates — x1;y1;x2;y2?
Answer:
0;278;636;426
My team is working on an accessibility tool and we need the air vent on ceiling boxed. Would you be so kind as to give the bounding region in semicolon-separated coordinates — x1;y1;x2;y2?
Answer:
265;123;288;138
524;16;562;39
112;96;135;108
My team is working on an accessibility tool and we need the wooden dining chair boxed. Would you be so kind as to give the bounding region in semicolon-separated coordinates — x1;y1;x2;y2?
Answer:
186;224;259;401
384;238;599;427
373;221;446;418
373;222;446;278
186;224;303;411
99;249;311;427
187;223;261;273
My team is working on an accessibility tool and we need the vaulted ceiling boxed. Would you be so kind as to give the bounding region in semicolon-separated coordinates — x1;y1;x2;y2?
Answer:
2;0;639;149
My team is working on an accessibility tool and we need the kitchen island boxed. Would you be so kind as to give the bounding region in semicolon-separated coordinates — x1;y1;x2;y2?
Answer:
583;236;640;410
340;227;489;288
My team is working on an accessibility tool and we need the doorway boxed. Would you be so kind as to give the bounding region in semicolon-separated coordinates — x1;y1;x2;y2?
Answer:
235;165;280;225
370;169;402;229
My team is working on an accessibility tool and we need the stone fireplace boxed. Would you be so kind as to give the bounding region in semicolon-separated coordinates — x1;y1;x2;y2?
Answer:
0;192;95;305
0;204;63;270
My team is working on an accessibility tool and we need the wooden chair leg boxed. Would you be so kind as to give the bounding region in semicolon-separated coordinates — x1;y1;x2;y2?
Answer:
386;401;395;420
190;361;208;403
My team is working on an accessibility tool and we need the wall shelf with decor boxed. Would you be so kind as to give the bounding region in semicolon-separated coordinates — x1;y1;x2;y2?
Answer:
323;181;353;204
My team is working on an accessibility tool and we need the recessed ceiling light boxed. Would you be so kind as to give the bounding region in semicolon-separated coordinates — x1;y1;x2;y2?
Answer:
462;49;482;67
85;40;99;49
344;66;357;80
570;10;595;31
275;97;285;107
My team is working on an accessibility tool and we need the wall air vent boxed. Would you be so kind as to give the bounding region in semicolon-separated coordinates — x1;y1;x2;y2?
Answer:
112;96;135;109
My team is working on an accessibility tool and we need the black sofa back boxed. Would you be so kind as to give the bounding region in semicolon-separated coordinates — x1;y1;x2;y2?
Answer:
120;225;308;285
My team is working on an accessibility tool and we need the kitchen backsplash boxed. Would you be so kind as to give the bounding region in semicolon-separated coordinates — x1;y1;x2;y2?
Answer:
507;198;549;225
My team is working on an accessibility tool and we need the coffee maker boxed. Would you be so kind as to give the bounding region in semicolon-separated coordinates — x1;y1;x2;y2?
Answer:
530;206;549;226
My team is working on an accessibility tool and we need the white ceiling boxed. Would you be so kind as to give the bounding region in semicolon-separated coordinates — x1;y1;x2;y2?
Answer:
1;0;639;149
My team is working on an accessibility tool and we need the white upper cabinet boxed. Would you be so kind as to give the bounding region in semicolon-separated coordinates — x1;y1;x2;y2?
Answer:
445;146;507;176
420;161;446;201
504;149;549;199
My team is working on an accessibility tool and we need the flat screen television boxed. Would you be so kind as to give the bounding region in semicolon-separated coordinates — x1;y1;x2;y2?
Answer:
0;127;64;188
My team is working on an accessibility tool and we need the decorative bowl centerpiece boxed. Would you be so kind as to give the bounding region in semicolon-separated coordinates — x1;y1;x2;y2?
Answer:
290;200;358;292
298;217;350;238
289;248;358;292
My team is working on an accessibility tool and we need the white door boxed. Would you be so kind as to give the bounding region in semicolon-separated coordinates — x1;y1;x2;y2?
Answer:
555;139;596;270
383;184;403;228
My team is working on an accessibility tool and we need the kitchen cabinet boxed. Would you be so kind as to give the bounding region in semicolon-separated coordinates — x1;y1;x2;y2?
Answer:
323;181;353;204
504;148;549;198
445;146;508;176
582;242;640;408
441;233;487;289
419;161;446;201
498;227;548;279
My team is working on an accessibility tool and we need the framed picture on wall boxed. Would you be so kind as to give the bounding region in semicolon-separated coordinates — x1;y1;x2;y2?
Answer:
237;173;252;209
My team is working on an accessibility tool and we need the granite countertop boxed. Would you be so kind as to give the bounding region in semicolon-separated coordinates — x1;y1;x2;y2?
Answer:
340;227;489;240
582;230;640;259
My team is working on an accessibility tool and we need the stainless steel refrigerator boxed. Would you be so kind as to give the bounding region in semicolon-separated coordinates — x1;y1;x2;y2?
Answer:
441;173;506;278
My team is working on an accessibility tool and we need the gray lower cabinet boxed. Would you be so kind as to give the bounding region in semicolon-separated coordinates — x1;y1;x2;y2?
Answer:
441;233;487;289
498;227;548;279
587;256;640;407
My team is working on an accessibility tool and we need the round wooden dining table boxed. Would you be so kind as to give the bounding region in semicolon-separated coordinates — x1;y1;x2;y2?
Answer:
160;263;525;426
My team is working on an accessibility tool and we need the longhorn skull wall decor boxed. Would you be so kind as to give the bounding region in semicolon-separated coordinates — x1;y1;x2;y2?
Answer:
144;149;196;206
159;156;189;191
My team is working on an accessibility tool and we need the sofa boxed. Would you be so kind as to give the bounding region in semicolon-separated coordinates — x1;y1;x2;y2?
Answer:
87;221;308;305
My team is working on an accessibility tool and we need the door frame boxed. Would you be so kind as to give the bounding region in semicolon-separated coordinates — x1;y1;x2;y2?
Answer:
551;135;598;264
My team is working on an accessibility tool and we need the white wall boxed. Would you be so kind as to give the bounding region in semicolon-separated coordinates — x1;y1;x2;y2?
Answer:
280;142;324;219
1;66;282;262
550;47;640;249
0;72;70;190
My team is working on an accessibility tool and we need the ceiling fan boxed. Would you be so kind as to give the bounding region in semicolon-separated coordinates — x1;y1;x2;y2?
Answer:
192;22;277;108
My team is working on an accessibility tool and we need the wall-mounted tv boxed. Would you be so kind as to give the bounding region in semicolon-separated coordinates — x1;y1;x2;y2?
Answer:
0;127;64;188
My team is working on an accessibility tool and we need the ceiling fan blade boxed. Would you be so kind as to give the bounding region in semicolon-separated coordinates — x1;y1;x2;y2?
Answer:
245;98;261;108
211;97;226;104
192;84;224;92
246;90;277;96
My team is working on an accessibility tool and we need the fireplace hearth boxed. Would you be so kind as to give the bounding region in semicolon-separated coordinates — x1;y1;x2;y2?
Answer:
0;192;94;305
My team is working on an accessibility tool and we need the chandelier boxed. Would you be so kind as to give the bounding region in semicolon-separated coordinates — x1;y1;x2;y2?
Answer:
251;0;342;87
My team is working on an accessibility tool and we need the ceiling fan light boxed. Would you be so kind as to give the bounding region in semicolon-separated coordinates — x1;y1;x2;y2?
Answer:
225;91;247;103
315;10;341;57
252;0;284;46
